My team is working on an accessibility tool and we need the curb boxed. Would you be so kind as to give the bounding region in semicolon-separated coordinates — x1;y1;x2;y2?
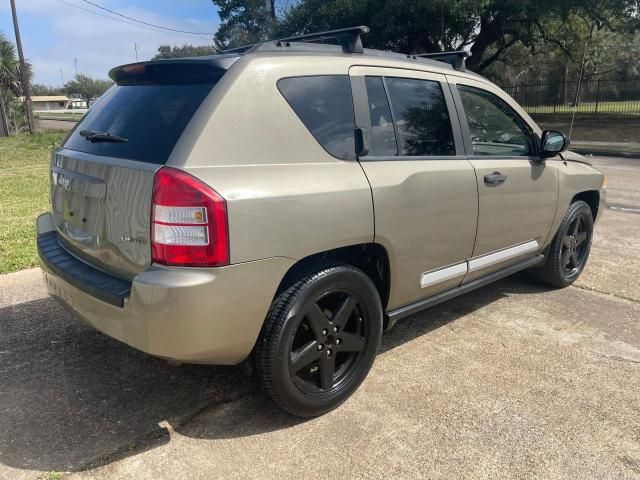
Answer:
571;148;640;159
37;117;79;123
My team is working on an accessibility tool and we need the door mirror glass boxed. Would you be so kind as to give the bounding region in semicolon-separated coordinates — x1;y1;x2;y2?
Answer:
541;130;569;158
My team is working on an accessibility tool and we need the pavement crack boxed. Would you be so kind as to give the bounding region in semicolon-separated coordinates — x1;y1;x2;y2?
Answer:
598;355;640;365
71;385;260;474
571;284;640;304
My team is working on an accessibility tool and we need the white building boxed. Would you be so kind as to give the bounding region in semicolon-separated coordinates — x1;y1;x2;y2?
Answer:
29;96;70;111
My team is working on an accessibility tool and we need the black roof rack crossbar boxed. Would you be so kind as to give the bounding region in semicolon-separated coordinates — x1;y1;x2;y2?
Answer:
416;51;471;71
223;25;370;55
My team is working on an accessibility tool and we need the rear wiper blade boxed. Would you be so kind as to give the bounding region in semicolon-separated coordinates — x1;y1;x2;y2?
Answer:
79;129;128;143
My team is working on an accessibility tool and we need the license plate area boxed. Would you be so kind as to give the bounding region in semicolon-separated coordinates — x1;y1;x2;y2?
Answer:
52;166;106;237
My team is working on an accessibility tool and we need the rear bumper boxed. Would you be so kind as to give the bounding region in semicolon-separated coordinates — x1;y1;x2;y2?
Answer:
37;213;294;364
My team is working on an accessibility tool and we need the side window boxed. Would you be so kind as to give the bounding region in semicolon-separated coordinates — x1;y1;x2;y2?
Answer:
457;85;535;157
278;75;355;160
384;77;456;156
364;76;397;156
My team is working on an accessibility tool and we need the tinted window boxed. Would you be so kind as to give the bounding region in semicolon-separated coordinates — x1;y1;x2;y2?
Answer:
278;76;355;160
365;76;397;156
64;82;216;164
458;85;535;157
385;77;455;156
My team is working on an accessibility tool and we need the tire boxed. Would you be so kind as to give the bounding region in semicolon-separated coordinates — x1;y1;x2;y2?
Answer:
533;200;594;288
254;263;383;417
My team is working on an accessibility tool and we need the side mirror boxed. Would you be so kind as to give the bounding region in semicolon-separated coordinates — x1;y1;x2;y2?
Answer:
540;130;569;158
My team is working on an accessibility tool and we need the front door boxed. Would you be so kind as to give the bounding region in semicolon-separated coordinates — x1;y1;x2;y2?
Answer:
449;77;559;281
350;67;478;309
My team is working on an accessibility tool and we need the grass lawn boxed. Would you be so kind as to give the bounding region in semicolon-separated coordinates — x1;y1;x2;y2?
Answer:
0;131;67;274
35;112;84;121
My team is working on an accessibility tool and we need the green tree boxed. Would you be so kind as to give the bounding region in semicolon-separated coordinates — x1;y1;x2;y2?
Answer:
64;74;112;107
212;0;277;49
0;32;33;136
31;84;65;96
0;32;20;136
482;13;640;91
153;44;217;60
275;0;639;74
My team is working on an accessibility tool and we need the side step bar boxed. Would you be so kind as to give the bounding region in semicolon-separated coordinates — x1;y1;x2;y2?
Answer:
385;255;544;329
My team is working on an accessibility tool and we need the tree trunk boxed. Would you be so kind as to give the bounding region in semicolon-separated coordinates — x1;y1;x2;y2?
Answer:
466;14;503;72
0;90;9;137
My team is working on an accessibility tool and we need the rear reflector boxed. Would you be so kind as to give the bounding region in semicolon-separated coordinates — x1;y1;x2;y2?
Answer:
151;167;229;267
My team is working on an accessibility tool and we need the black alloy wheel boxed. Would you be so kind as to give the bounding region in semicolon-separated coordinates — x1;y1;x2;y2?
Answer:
290;290;369;394
255;264;383;417
561;213;590;276
533;200;594;288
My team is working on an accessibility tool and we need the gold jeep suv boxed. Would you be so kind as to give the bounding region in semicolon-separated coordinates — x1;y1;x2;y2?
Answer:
36;26;605;417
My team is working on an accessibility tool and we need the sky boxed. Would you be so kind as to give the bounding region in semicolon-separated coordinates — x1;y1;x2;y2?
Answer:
0;0;221;86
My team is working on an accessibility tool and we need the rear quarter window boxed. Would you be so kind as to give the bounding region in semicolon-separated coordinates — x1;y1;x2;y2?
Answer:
278;75;356;160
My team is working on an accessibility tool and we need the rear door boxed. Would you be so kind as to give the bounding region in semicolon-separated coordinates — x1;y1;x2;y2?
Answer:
350;66;478;310
51;61;227;279
448;77;559;281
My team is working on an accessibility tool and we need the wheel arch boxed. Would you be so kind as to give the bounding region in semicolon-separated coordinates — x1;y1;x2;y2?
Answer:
275;243;391;312
572;190;600;220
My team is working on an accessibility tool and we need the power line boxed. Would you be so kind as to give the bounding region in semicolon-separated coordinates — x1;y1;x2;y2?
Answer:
53;0;214;42
78;0;213;36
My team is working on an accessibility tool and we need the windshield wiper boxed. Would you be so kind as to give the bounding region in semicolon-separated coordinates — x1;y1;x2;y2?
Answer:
79;129;128;143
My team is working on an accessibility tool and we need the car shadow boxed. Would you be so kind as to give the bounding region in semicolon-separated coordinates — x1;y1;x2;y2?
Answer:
0;274;550;473
0;296;254;473
379;273;549;355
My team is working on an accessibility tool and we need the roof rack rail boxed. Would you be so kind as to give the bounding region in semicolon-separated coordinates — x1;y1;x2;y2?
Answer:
223;25;370;55
416;51;471;71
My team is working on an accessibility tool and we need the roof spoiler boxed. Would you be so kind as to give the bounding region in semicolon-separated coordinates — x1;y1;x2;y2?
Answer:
108;56;240;83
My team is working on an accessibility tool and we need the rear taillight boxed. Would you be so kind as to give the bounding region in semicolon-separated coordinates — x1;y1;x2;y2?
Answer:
151;167;229;267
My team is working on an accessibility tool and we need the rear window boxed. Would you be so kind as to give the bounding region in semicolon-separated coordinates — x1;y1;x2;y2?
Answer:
278;75;356;160
64;71;218;164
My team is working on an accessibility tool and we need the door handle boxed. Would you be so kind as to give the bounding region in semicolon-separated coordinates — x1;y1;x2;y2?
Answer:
484;171;508;185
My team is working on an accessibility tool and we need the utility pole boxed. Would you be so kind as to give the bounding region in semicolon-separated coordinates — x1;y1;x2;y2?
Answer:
59;69;64;86
134;42;139;62
74;57;78;76
10;0;34;134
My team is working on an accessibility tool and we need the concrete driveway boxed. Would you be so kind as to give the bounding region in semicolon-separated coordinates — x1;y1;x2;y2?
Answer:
0;157;638;479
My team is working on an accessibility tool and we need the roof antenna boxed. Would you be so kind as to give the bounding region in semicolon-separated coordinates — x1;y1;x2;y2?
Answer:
569;38;589;141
